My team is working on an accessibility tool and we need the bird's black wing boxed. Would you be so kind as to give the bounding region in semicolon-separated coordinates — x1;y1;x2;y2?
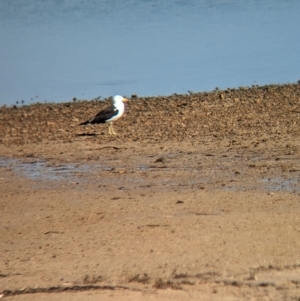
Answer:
79;104;118;125
90;105;119;124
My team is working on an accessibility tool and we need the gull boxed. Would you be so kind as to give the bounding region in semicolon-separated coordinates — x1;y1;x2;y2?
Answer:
79;95;128;135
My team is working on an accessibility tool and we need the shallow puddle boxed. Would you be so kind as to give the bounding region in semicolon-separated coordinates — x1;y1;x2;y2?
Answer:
261;177;299;193
1;157;300;193
0;158;95;181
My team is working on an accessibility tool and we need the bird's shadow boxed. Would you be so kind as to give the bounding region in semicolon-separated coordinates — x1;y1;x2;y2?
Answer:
75;133;103;137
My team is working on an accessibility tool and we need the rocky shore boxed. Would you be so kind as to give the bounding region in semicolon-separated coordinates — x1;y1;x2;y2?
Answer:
1;83;300;145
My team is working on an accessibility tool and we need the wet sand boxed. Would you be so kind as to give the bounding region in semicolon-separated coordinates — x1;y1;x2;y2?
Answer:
1;84;300;300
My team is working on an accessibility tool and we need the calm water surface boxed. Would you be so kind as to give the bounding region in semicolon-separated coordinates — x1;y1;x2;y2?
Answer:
0;0;299;106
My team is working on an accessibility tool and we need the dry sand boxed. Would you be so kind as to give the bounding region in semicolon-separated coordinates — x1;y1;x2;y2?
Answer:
1;84;300;300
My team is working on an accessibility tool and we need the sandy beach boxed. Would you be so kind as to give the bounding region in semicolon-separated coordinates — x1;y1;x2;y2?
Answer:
1;83;300;300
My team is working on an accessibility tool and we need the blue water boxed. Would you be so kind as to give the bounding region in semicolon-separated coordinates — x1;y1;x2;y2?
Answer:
0;0;300;106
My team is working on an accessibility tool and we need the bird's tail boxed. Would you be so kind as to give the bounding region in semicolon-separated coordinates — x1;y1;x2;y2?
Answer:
79;120;90;126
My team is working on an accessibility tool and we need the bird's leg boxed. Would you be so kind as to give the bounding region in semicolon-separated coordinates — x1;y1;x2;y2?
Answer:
110;123;117;135
108;123;116;135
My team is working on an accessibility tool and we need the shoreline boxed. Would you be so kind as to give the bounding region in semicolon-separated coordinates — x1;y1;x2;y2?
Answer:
1;82;299;109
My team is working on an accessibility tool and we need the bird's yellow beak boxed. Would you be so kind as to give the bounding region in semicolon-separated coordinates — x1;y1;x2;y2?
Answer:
122;98;129;103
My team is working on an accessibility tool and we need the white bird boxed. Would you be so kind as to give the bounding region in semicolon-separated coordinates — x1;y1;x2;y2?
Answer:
79;95;128;135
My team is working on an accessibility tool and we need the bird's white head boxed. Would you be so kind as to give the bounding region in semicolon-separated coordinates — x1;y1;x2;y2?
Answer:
112;95;128;105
